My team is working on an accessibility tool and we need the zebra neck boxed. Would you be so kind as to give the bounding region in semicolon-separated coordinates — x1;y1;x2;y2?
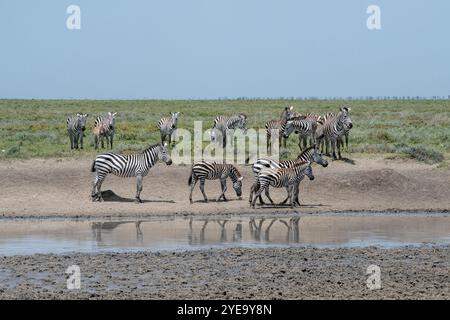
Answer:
143;146;158;166
227;116;240;129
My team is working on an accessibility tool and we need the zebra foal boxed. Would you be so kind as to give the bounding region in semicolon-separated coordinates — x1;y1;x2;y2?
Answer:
91;143;172;203
94;112;117;149
188;160;243;203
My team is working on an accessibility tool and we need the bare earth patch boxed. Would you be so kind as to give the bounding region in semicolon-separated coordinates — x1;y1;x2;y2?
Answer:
0;156;448;218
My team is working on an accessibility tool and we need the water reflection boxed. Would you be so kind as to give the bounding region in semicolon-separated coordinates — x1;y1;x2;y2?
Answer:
1;214;449;255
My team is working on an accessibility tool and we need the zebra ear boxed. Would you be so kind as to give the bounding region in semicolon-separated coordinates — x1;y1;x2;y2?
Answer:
289;106;294;110
84;114;88;117
113;112;117;116
238;176;243;181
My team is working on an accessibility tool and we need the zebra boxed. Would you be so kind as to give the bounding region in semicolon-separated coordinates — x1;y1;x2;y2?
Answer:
250;162;314;209
93;122;112;150
90;143;172;203
188;160;243;203
265;106;294;154
210;113;247;147
319;107;353;160
94;112;117;149
66;113;88;150
250;145;328;206
283;117;318;151
316;112;351;154
158;112;180;146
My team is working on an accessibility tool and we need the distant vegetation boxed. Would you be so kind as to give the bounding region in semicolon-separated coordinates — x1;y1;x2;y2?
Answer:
0;99;449;163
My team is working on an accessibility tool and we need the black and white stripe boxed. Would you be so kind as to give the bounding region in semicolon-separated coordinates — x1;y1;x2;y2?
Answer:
283;117;318;151
251;145;327;205
158;112;180;146
250;162;314;208
66;113;88;150
91;143;172;203
210;113;247;147
265;106;294;153
188;160;243;203
319;107;353;160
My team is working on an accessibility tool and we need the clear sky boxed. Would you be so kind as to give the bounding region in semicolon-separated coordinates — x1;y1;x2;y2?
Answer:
0;0;449;99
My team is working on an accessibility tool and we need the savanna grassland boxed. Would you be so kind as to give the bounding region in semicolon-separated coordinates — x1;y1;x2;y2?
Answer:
0;99;449;164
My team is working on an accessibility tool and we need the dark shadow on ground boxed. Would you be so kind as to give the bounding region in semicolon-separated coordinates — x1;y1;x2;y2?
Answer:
100;190;175;203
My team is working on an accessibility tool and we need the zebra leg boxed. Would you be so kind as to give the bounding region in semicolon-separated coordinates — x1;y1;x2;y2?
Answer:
345;133;349;152
331;139;337;160
92;175;105;202
199;178;208;202
294;183;301;207
252;185;266;209
280;187;290;205
110;134;114;149
217;178;228;201
264;187;274;205
337;139;342;160
135;174;143;203
189;175;198;204
74;133;79;149
69;131;74;149
289;185;295;208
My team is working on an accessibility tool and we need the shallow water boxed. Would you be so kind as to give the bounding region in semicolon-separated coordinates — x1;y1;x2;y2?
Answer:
0;214;449;256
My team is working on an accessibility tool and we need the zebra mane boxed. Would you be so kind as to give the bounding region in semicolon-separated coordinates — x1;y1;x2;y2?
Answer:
143;143;163;153
296;145;316;159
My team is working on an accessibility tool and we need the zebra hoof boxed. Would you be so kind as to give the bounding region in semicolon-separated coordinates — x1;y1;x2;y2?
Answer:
135;198;143;204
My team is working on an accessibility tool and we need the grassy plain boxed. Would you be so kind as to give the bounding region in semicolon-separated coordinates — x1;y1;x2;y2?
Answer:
0;99;449;163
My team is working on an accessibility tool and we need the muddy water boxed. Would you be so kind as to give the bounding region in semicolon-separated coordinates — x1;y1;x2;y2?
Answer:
0;214;449;256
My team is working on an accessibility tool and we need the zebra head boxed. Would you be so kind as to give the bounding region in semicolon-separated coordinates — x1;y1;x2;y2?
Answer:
281;106;294;121
77;113;88;131
233;174;244;197
311;145;328;167
238;113;248;133
170;112;180;128
158;143;173;165
304;164;315;181
107;112;117;130
339;107;353;130
283;120;295;138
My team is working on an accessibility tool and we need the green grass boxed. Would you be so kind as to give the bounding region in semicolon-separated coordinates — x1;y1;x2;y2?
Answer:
0;99;449;163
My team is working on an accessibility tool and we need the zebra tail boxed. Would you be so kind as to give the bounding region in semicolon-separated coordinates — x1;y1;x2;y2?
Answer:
91;159;96;172
188;168;193;186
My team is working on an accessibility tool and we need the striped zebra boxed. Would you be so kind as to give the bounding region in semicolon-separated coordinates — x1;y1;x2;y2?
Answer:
283;116;318;151
250;145;328;206
319;107;353;160
210;113;247;147
66;113;88;150
158;112;180;146
250;162;314;209
94;112;117;149
265;106;294;153
316;112;351;154
188;160;243;203
90;143;172;203
93;122;112;150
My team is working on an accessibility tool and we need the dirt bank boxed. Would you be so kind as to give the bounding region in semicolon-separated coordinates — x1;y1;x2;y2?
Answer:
0;157;449;218
0;246;448;299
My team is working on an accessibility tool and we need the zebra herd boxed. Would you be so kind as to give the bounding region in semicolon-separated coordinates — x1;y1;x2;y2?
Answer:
81;106;353;207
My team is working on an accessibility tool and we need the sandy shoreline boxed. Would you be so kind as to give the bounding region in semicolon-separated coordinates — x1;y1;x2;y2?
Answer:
0;246;448;299
0;157;449;218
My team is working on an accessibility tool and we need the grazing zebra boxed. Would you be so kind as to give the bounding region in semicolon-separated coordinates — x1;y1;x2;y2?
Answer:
66;113;88;150
319;107;353;160
188;160;243;203
210;113;247;147
265;106;294;153
283;117;318;151
158;112;180;146
94;112;117;149
250;162;314;209
251;145;328;205
90;143;172;203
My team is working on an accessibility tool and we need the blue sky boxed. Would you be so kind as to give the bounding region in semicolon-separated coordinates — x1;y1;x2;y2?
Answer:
0;0;449;99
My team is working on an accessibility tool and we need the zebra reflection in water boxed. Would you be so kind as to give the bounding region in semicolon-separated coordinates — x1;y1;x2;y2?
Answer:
91;221;143;244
